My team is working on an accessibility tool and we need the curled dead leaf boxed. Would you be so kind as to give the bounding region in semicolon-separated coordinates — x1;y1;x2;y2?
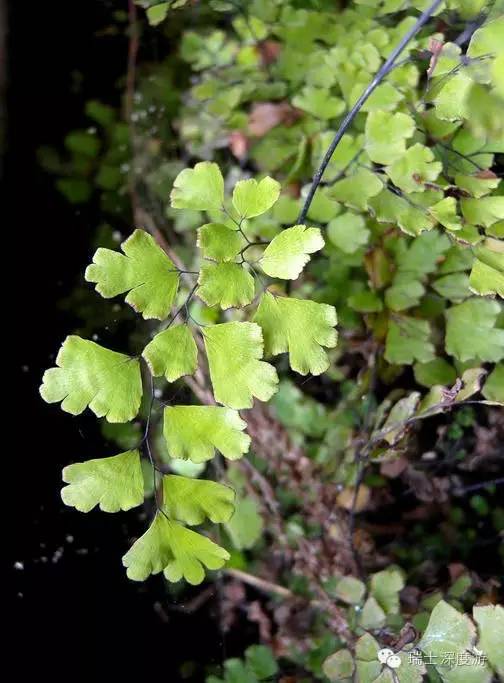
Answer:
248;101;300;137
258;40;281;66
336;485;371;512
229;130;249;160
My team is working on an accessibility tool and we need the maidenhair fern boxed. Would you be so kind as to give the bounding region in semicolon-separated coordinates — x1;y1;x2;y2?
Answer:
40;163;336;584
40;1;504;599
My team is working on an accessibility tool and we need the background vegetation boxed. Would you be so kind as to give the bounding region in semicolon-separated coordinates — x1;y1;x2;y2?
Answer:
11;0;503;680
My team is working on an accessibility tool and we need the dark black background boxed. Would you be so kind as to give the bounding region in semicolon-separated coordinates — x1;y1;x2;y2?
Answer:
6;1;225;678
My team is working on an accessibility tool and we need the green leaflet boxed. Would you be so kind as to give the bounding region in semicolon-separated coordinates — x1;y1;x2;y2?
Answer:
461;196;504;228
445;299;504;362
40;336;142;423
232;176;281;218
469;240;504;297
323;648;355;682
292;85;345;119
473;604;504;679
197;223;243;262
414;358;457;388
454;173;500;198
146;3;169;25
328;212;370;254
122;512;229;584
329;168;383;211
396;230;451;278
163;405;251;462
365;110;415;165
225;496;263;550
245;646;279;680
197;262;255;309
142;325;198;382
369;187;436;236
386;143;442;194
385;317;435;365
170;161;225;210
429;197;463;231
333;576;366;605
432;273;470;301
85;229;179;320
203;322;278;409
418;600;493;683
354;631;425;682
61;450;144;513
260;225;324;279
482;363;504;403
369;567;404;615
385;280;425;311
359;597;386;631
254;292;337;375
162;474;235;525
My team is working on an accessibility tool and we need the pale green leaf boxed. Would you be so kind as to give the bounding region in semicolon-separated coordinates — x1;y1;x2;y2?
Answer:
482;364;504;403
329;168;383;211
170;161;225;210
469;240;504;297
162;474;235;525
122;513;229;584
381;392;420;445
197;223;243;262
260;225;324;280
414;358;457;388
445;299;504;362
197;262;255;309
334;576;366;605
232;177;281;219
203;322;278;409
292;86;345;120
370;567;405;614
142;325;198;382
323;649;355;682
85;229;179;320
359;597;387;631
146;3;168;25
355;633;382;682
225;496;263;550
385;280;425;311
385;318;435;365
328;213;370;254
432;273;470;301
461;197;504;228
454;173;500;198
456;367;487;402
429;197;462;231
61;449;143;513
473;604;504;678
365;111;415;165
397;231;451;278
467;16;504;60
369;188;436;236
254;292;337;376
163;405;250;462
348;290;383;313
40;336;142;423
419;600;493;683
386;143;442;194
245;645;278;680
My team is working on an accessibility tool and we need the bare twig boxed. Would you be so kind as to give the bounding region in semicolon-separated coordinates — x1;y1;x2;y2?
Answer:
225;568;295;600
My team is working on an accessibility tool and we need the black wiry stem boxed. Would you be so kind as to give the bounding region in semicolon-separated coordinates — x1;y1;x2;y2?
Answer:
297;0;443;225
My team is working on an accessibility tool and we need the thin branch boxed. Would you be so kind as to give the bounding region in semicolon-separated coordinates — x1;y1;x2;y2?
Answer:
297;0;443;225
225;568;295;600
453;477;504;495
